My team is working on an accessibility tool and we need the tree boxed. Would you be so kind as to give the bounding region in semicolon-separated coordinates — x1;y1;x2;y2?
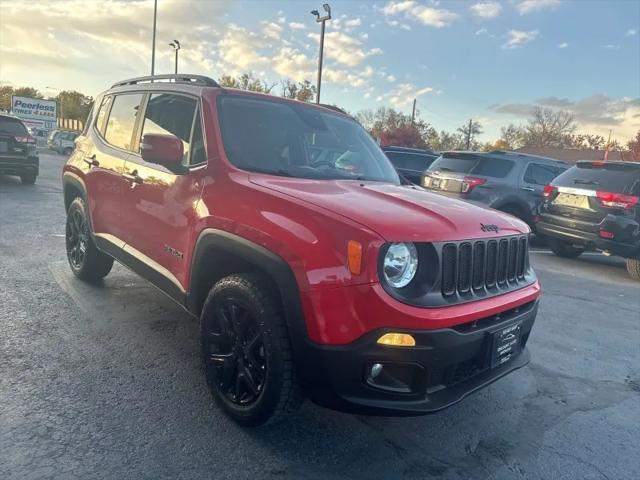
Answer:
281;80;316;102
627;130;640;160
218;73;275;93
430;130;465;151
55;90;93;122
457;120;483;150
499;124;525;150
355;106;435;149
569;134;606;150
0;85;44;112
521;107;577;147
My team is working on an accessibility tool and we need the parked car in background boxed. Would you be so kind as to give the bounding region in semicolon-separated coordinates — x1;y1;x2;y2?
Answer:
0;113;39;184
50;130;79;155
422;151;568;228
536;160;640;280
381;145;438;184
62;74;540;427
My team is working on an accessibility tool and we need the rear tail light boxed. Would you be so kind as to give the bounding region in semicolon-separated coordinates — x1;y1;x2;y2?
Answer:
543;185;556;198
596;191;639;209
599;230;615;239
461;176;486;193
14;135;36;144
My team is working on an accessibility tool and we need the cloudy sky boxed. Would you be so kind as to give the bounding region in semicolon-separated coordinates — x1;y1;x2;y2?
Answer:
1;0;638;142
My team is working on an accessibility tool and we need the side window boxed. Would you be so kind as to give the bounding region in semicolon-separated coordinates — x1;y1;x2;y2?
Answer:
104;93;143;151
94;96;112;136
524;163;559;185
140;93;198;166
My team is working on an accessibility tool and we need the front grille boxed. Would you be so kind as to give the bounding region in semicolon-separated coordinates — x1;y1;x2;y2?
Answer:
441;235;529;298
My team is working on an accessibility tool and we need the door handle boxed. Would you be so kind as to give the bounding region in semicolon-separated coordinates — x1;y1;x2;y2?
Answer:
122;171;143;184
522;186;535;192
83;155;99;168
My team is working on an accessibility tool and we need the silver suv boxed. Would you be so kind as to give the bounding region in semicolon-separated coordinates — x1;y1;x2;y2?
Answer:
422;150;568;228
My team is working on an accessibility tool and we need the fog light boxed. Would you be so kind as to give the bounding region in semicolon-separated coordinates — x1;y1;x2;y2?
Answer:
370;363;383;379
377;333;416;347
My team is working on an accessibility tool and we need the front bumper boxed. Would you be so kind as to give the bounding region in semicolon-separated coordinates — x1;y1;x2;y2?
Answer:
302;299;537;415
0;156;39;177
537;214;640;258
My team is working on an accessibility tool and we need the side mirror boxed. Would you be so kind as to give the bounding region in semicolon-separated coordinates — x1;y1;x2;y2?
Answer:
140;133;184;169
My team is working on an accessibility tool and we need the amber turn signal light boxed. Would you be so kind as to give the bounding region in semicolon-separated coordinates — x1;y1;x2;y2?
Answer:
347;240;362;274
377;333;416;347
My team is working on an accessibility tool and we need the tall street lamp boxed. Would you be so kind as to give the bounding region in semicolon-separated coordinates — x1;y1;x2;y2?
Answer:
169;40;181;74
311;4;331;104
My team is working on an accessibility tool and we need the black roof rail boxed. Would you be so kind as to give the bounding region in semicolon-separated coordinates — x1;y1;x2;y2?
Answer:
111;74;220;88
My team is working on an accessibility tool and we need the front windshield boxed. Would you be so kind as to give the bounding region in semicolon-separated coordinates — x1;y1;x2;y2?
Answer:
217;95;400;183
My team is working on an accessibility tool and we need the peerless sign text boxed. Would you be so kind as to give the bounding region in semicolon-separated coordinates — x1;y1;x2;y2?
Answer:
11;96;57;121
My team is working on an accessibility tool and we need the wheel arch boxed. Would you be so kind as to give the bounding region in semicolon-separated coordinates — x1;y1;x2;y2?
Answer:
187;229;309;348
493;198;532;223
62;173;88;212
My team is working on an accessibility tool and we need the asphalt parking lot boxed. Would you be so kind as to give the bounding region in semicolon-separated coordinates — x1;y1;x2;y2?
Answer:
1;152;639;480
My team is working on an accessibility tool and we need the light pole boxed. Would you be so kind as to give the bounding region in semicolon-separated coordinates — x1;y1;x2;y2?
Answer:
311;4;331;104
151;0;158;76
169;40;181;74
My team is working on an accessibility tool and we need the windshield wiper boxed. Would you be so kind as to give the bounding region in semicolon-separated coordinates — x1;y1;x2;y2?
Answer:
574;179;599;185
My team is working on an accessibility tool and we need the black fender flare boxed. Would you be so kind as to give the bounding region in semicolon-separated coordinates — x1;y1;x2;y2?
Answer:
187;228;311;352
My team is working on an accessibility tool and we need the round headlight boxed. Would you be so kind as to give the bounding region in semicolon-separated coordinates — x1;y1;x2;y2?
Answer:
383;243;418;288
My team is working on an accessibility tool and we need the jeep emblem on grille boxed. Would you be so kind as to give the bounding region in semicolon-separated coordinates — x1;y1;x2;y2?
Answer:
480;223;499;233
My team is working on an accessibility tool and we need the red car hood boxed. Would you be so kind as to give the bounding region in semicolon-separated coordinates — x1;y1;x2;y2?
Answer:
250;176;529;242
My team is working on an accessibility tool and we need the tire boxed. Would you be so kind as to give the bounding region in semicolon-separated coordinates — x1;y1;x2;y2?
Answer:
200;273;304;427
548;237;584;258
20;173;37;185
626;258;640;281
65;197;113;281
63;147;73;156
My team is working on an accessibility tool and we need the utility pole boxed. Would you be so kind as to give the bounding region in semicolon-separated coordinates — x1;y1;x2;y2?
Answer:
151;0;158;76
604;129;612;161
311;4;332;104
466;118;472;150
411;98;416;126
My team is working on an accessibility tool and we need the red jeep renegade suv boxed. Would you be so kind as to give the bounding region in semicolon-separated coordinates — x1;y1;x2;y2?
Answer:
62;75;540;426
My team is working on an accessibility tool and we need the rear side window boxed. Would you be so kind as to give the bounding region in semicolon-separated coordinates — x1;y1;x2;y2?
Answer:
553;163;640;195
429;153;513;178
524;163;563;185
104;93;143;151
94;96;112;136
0;116;28;135
140;93;200;166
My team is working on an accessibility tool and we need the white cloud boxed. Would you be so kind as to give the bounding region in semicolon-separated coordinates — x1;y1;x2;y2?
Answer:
344;18;362;28
602;44;620;50
289;22;306;30
262;22;282;41
382;1;416;15
557;42;568;48
626;29;637;36
382;1;458;28
386;74;397;82
378;83;437;107
470;2;502;19
476;27;488;35
502;29;539;49
308;31;382;67
517;0;560;15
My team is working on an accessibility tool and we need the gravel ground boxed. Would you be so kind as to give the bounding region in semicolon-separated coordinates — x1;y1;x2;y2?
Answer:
1;152;639;480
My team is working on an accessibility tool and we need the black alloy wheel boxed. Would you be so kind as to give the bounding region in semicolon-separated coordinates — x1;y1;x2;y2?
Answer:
66;206;90;270
205;299;267;406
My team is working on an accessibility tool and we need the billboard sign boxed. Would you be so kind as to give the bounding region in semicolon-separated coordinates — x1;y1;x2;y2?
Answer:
11;96;57;130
